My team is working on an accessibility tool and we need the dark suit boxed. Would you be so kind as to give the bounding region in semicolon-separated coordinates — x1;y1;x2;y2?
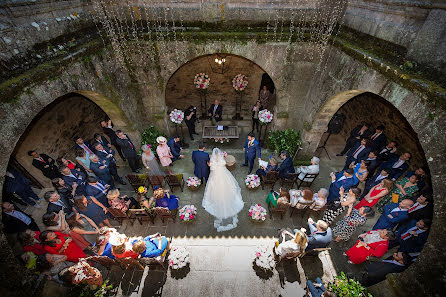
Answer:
344;142;371;170
96;147;122;183
243;137;261;173
75;141;94;155
102;124;125;160
278;157;295;178
4;168;40;205
184;108;198;139
2;209;40;233
390;219;429;254
116;134;139;172
327;173;355;202
208;104;223;122
408;202;433;221
86;182;109;207
379;156;409;180
373;203;408;230
62;169;87;195
192;150;210;182
167;138;182;162
32;154;61;179
90;159;115;188
340;125;370;155
47;196;74;215
370;132;387;151
376;147;396;165
306;222;332;250
358;156;378;175
405;171;425;191
256;164;278;177
94;136;110;149
363;255;410;286
360;172;389;199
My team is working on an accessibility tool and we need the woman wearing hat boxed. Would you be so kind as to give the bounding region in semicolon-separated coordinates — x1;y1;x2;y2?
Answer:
141;144;165;176
156;136;174;174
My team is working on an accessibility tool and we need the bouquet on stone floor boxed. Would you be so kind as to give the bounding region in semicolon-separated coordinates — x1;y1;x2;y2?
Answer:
186;176;201;188
169;109;184;124
178;204;197;222
168;246;190;269
254;246;275;270
249;204;267;222
232;73;248;92
259;109;273;124
194;73;210;90
245;174;260;189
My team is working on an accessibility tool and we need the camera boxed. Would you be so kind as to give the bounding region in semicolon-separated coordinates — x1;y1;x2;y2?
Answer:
193;106;197;110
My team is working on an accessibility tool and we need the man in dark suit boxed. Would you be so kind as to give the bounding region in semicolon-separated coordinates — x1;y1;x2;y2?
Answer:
376;140;398;166
184;106;199;141
60;166;87;195
343;138;371;170
2;201;40;233
373;199;414;230
242;132;261;174
379;152;411;181
93;142;126;185
327;168;355;203
409;192;433;221
389;218;430;253
86;176;110;207
116;130;140;173
74;136;94;157
192;143;210;183
360;168;391;199
44;190;75;214
208;99;223;124
277;150;295;178
167;136;184;162
305;218;332;251
89;154;115;188
4;167;41;207
358;150;378;175
94;133;111;149
28;150;61;180
337;122;370;156
369;125;387;151
363;251;412;287
405;167;427;191
101;119;125;161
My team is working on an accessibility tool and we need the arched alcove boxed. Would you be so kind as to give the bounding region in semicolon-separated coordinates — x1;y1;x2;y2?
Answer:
164;54;276;118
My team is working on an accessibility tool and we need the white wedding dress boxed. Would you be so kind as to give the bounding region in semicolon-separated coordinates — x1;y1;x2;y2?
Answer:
202;148;244;232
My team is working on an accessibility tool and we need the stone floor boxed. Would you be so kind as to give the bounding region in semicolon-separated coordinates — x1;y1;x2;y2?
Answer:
16;128;392;297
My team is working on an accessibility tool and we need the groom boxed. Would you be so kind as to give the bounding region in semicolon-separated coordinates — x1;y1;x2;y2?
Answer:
192;143;210;183
243;132;261;174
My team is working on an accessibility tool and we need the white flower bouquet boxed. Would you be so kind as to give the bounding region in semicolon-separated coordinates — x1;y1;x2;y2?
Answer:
194;73;210;90
232;73;248;92
178;204;197;222
169;109;184;124
258;109;273;124
245;174;260;189
254;246;275;270
186;176;201;188
168;246;190;269
249;204;267;222
221;151;227;158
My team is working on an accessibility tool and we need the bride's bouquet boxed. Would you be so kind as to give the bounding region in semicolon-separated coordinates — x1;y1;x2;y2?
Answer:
249;204;267;222
258;109;273;124
254;246;275;271
186;176;201;191
168;246;190;269
245;174;260;189
178;205;197;222
169;109;184;124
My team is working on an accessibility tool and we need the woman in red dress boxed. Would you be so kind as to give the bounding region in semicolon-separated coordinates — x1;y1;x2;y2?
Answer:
345;229;394;264
18;229;46;255
354;179;393;210
39;231;85;262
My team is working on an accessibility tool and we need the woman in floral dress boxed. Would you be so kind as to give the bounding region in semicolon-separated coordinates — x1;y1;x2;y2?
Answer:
333;206;375;242
322;187;361;225
376;174;419;213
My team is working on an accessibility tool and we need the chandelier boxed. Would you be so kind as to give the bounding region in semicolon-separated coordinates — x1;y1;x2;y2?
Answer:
208;53;230;74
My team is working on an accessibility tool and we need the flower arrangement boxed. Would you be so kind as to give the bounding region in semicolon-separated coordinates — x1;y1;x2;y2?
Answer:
186;177;201;188
249;204;267;221
254;246;275;271
245;174;260;189
221;151;227;158
168;246;190;269
232;73;248;92
213;138;229;143
178;204;197;222
169;109;184;124
259;109;273;124
194;73;210;90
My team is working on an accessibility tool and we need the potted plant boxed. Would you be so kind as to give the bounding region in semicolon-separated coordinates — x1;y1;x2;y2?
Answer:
328;272;373;297
266;128;302;159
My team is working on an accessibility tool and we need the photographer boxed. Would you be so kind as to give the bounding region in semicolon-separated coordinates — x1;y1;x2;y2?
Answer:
185;105;199;140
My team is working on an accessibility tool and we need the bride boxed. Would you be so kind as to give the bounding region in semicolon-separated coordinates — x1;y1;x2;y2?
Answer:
202;148;244;232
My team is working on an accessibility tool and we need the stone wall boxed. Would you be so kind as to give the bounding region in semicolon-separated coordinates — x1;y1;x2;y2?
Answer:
12;95;107;187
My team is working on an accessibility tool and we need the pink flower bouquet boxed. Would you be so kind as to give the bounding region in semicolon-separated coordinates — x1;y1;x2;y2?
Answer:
232;73;248;92
258;109;273;124
249;204;267;222
245;174;260;189
178;204;197;222
169;109;184;124
168;246;190;269
194;73;210;90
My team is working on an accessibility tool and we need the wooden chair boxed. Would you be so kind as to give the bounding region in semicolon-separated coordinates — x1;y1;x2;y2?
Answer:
267;200;289;220
289;201;313;218
296;172;319;189
126;174;147;191
280;173;299;188
84;255;116;269
165;174;185;193
147;175;164;190
308;204;328;220
115;257;145;270
128;208;155;225
154;207;177;223
261;171;279;191
108;207;130;224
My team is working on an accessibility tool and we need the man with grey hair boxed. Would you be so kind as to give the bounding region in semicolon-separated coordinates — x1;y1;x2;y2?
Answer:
297;156;320;182
278;150;295;178
310;188;328;211
89;154;114;188
306;217;332;250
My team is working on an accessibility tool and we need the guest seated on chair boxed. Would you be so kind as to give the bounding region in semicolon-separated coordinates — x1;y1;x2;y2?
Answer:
106;189;137;213
351;159;370;185
39;231;85;263
337;122;370;157
327;168;355;203
369;125;387;151
373;199;414;230
255;156;278;179
343;138;371;171
389;218;430;254
278;150;295;178
208;99;223;124
333;206;375;242
354;179;393;210
18;229;45;255
376;140;398;166
345;229;395;264
378;152;411;181
153;187;179;211
131;233;169;258
361;168;391;200
266;187;290;208
376;174;419;213
274;228;308;256
306;218;332;251
296;156;319;182
405;167;427;191
306;278;338;297
358;150;378;175
322;187;360;225
289;188;313;208
2;201;40;233
109;233;138;259
310;188;329;211
167;136;184;162
92;227;117;259
408;191;433;221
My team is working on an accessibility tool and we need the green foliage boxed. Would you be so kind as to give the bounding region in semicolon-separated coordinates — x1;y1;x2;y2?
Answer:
328;272;373;297
141;125;166;157
266;128;302;157
67;279;115;297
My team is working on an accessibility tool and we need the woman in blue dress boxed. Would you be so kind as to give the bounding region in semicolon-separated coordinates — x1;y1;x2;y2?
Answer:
153;187;179;211
352;160;370;185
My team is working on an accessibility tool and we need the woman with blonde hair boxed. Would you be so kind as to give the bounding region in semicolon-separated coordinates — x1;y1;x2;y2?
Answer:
275;228;308;256
153;186;179;211
354;179;393;209
106;189;137;212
